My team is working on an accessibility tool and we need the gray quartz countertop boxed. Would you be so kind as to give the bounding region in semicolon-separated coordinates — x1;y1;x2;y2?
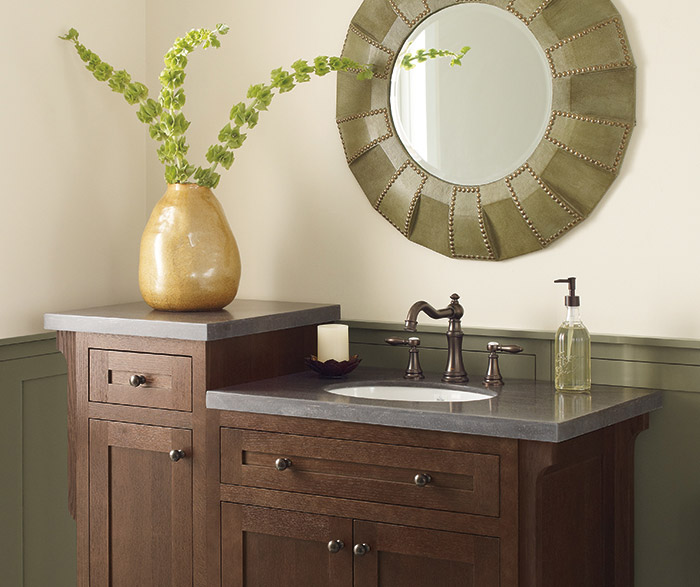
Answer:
44;299;340;341
207;367;662;442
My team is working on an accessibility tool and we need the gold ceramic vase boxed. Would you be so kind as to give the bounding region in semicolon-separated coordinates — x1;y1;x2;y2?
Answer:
139;183;241;311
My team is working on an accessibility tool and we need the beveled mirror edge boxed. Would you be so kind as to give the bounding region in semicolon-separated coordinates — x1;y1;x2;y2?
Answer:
336;0;636;261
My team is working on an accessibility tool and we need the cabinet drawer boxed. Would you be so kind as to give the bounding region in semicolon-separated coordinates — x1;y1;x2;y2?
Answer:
89;349;192;411
221;429;500;517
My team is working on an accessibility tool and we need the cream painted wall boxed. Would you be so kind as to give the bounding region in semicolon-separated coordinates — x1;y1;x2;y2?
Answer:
143;0;700;340
4;0;697;340
0;0;146;339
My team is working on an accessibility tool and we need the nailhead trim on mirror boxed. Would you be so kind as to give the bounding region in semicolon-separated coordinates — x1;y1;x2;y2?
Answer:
545;17;633;78
337;0;636;260
388;0;431;28
506;0;555;26
449;187;495;260
343;24;395;80
504;164;582;247
375;160;427;236
544;111;632;174
336;108;393;164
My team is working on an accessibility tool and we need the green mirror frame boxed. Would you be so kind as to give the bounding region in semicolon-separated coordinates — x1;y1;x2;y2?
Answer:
336;0;636;261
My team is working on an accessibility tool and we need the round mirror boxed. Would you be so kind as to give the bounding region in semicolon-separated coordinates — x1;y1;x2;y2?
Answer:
390;4;552;185
337;0;636;261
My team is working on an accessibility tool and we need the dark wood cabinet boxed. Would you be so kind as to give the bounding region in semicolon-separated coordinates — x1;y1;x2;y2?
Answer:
57;323;319;587
220;504;499;587
55;315;649;587
89;420;192;587
221;504;352;587
352;520;499;587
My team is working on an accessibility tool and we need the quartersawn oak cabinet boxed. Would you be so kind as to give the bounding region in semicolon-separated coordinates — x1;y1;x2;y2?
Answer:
51;303;653;587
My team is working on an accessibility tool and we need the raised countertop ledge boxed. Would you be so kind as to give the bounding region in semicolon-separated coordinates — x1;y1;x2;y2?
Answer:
207;368;662;442
43;300;340;341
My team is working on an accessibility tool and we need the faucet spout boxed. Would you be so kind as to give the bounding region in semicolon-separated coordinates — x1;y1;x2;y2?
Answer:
404;300;454;332
403;294;468;383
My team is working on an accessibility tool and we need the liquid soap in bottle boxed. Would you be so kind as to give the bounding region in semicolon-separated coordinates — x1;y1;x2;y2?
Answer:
554;277;591;391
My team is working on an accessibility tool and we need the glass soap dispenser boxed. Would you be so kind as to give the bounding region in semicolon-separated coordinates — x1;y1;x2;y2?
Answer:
554;277;591;391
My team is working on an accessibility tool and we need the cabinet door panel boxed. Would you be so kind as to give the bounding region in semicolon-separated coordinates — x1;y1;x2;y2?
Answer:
221;503;352;587
353;521;499;587
89;420;192;587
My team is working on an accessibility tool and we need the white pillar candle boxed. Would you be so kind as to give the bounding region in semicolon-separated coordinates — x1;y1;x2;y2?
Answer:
317;324;349;362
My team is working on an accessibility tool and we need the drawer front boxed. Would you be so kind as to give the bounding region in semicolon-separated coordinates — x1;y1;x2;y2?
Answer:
220;429;500;517
89;349;192;411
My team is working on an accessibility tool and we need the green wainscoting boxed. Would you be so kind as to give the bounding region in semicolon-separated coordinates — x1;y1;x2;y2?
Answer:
0;334;76;587
2;326;699;586
349;321;700;587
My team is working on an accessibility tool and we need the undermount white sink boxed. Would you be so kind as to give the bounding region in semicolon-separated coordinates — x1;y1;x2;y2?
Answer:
325;383;495;403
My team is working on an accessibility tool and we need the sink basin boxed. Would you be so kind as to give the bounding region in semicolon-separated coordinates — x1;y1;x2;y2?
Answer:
325;383;495;403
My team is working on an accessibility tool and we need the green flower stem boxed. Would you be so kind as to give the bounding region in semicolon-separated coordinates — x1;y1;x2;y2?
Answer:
60;25;464;190
195;56;375;188
400;45;471;70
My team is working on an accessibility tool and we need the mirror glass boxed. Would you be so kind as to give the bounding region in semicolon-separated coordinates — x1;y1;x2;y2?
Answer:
390;3;553;186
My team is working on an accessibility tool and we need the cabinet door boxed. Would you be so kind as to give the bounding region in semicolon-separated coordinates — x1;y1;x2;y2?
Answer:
221;503;352;587
89;420;192;587
353;521;500;587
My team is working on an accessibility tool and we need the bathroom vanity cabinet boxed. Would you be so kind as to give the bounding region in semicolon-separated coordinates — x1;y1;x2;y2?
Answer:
46;302;660;587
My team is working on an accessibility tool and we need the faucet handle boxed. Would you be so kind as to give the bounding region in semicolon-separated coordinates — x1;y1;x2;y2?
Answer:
385;337;424;380
483;342;523;386
486;342;523;354
386;337;420;347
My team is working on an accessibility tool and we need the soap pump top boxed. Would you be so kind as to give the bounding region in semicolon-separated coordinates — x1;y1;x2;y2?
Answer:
555;277;580;307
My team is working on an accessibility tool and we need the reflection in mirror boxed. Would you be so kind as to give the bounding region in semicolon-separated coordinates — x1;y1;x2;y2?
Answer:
390;3;553;185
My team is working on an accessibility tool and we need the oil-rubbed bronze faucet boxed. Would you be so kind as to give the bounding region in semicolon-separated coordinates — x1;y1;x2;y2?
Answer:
404;293;468;383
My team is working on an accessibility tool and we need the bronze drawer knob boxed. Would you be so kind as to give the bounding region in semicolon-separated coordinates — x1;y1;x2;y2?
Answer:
327;540;344;553
274;458;292;471
414;473;432;487
353;543;371;556
169;449;186;462
129;374;147;387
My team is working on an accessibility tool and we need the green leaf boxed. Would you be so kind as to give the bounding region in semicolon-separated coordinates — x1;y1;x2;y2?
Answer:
356;68;374;81
292;59;313;82
136;98;163;123
108;69;131;93
59;28;79;41
328;57;344;71
149;123;168;141
164;165;178;184
171;112;191;136
244;107;259;129
270;68;295;93
205;145;235;169
218;124;247;149
76;44;90;62
206;144;225;163
92;62;113;82
123;81;148;105
86;54;101;72
313;56;330;77
171;88;186;109
216;23;230;35
158;142;177;163
164;52;188;69
193;167;221;189
174;163;195;183
159;68;185;89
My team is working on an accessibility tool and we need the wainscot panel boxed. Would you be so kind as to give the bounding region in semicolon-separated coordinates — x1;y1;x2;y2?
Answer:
0;333;76;587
